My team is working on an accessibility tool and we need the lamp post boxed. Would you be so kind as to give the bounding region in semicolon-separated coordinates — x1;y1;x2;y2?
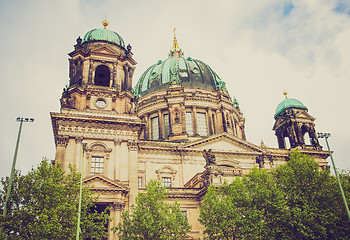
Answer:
76;141;87;240
1;117;34;233
317;132;350;223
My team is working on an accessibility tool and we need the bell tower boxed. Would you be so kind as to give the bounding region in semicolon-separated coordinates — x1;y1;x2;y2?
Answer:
273;93;321;150
61;19;136;113
51;21;144;215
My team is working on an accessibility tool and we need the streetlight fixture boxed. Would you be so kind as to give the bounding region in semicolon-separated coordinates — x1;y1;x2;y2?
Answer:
1;117;34;233
76;141;87;240
317;132;350;223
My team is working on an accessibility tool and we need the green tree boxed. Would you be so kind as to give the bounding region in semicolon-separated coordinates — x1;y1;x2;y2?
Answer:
199;168;289;239
274;151;350;239
200;151;350;239
114;180;191;240
0;160;110;240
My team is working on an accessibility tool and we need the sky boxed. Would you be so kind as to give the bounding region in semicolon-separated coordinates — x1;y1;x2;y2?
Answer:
0;0;350;178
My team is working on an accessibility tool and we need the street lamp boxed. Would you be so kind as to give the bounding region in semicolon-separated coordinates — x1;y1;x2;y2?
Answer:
1;117;34;233
317;132;350;223
76;141;87;240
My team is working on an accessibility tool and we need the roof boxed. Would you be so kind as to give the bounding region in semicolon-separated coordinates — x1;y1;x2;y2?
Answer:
274;98;308;118
82;28;125;48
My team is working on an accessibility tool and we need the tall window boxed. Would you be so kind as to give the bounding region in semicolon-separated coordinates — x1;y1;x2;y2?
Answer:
186;112;193;136
164;114;170;138
197;112;208;136
162;177;172;188
212;114;216;134
138;177;143;189
91;156;104;175
151;116;159;140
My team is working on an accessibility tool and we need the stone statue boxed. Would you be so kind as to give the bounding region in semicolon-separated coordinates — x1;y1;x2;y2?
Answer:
203;149;216;167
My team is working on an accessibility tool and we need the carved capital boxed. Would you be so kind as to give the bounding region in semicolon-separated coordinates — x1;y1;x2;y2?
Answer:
114;139;121;146
75;137;83;144
57;136;69;147
112;202;125;211
128;140;138;151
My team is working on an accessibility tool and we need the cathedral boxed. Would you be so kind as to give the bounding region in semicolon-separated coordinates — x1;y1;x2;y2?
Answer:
50;20;329;239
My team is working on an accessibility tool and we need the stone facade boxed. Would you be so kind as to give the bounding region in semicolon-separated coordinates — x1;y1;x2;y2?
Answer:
51;25;329;239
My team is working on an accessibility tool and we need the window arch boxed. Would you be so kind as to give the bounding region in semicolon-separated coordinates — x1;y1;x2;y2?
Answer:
155;166;177;188
94;65;110;87
85;142;112;176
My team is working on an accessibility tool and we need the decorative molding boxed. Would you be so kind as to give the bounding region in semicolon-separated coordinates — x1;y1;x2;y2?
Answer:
56;135;69;147
128;140;138;150
156;165;177;181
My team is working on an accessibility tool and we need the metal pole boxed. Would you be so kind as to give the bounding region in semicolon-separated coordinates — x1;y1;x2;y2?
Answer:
1;117;34;234
324;136;350;223
76;141;87;240
2;120;23;218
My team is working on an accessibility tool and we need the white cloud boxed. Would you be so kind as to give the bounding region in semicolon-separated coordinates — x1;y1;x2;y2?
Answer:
0;0;349;178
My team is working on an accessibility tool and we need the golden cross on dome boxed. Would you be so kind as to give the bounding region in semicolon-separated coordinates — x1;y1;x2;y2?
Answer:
283;91;288;99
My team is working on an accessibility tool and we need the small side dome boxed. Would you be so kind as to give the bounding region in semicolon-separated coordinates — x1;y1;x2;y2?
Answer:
82;20;125;48
274;97;308;119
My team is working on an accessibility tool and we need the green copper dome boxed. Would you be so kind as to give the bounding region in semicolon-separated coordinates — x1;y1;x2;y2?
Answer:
133;36;227;98
133;56;227;98
274;98;308;118
82;28;125;48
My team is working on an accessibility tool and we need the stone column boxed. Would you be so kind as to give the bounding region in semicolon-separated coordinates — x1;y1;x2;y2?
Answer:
120;141;129;182
178;149;184;186
277;132;286;149
88;60;94;85
192;106;199;136
221;108;227;133
55;136;68;169
112;96;117;112
114;140;121;180
169;106;174;136
75;137;83;176
128;141;138;206
109;202;125;240
216;109;223;133
109;67;114;88
144;114;150;140
112;62;118;88
123;66;129;91
181;104;186;134
207;108;213;135
86;93;91;109
158;110;164;140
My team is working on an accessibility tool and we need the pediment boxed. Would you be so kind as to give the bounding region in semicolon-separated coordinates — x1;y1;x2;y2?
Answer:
183;133;262;153
90;45;120;56
294;111;315;121
273;111;315;130
83;175;128;192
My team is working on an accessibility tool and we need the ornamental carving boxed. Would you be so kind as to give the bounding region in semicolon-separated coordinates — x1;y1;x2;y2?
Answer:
112;202;126;211
56;136;69;147
156;166;177;181
128;140;138;150
203;149;217;167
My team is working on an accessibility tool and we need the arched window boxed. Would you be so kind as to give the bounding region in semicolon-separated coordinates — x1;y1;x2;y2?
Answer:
94;65;110;87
